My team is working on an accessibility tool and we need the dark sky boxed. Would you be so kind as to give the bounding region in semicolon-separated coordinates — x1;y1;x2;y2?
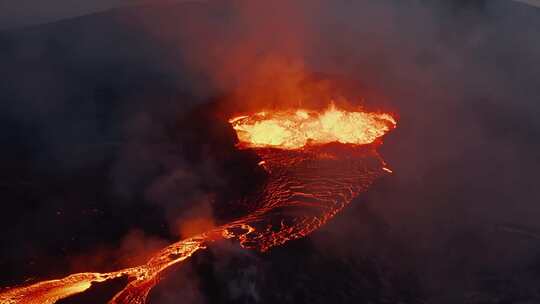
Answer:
0;0;201;30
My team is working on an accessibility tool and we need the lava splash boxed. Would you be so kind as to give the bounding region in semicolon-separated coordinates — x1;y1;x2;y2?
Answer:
0;104;396;304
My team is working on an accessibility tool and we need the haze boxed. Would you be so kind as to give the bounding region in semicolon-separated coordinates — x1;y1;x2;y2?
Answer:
1;0;539;30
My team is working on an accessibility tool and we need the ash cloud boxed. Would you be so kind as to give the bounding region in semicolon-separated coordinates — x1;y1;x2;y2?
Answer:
1;0;540;303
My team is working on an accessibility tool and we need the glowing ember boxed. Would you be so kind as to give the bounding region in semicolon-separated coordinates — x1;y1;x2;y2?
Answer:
0;104;396;304
229;104;396;149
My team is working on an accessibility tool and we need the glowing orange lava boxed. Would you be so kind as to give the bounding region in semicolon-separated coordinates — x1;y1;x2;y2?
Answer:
230;104;396;149
0;104;396;304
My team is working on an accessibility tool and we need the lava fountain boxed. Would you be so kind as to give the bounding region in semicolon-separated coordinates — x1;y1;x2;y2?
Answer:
0;104;396;304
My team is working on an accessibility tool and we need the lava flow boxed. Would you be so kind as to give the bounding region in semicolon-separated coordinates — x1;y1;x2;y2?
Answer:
0;104;396;304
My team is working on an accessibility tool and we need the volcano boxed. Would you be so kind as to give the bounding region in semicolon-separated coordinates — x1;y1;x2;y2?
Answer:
2;0;540;303
0;105;396;304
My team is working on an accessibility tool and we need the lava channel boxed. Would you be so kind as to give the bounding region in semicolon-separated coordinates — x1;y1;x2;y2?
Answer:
0;104;396;304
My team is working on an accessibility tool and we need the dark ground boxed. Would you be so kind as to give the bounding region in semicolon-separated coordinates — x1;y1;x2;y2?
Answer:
1;0;540;303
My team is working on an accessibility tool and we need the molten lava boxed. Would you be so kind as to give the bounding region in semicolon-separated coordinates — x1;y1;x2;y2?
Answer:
0;104;396;304
230;104;396;149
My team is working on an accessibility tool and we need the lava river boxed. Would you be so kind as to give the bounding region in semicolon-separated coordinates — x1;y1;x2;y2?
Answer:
0;105;397;304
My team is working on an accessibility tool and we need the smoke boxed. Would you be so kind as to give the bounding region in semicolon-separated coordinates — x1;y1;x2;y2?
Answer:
1;0;539;303
137;0;539;302
67;229;168;273
512;0;540;8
